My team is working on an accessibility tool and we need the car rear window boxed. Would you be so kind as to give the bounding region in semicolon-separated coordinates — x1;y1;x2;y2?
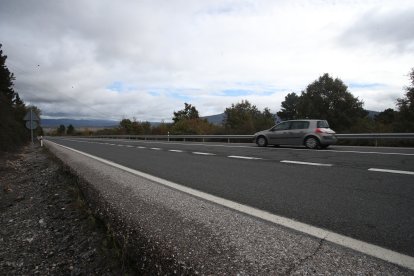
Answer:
317;120;330;128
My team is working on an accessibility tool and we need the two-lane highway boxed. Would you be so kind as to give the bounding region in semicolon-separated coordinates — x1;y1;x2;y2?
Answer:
47;137;414;259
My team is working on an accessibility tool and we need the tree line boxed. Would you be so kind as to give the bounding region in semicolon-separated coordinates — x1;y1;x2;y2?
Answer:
0;44;43;152
90;70;414;137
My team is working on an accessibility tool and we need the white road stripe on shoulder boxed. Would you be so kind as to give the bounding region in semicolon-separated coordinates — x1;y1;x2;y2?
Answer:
228;155;262;160
192;152;216;156
45;140;414;271
368;168;414;175
281;160;333;167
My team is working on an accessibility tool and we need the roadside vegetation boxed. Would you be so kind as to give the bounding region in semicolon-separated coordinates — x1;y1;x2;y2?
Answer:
60;69;414;139
0;44;42;152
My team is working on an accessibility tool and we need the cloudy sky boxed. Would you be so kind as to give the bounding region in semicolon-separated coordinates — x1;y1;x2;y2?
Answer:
1;0;413;122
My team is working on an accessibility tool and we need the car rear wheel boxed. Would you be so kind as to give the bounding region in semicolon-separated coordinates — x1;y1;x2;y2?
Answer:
256;136;268;147
305;136;320;149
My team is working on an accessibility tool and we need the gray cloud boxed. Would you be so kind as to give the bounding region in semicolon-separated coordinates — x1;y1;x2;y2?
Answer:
1;0;413;120
340;7;414;53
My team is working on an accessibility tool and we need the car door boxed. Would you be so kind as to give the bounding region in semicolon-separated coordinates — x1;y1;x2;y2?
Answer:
268;121;291;144
287;121;310;145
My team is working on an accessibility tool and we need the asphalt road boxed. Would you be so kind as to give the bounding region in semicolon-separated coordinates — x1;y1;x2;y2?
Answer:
47;137;414;257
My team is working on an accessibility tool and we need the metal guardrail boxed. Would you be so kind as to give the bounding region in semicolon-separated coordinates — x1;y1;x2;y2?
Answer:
92;133;414;143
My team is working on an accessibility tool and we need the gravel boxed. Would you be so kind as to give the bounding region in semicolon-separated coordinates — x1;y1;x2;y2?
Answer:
0;145;133;275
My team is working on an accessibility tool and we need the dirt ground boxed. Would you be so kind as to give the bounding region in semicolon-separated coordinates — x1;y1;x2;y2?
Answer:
0;145;134;275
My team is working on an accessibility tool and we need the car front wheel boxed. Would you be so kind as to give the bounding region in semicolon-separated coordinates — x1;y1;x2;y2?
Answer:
305;136;320;149
256;136;268;147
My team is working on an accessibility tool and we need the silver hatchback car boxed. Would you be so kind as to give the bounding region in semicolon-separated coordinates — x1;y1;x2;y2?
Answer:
253;119;337;149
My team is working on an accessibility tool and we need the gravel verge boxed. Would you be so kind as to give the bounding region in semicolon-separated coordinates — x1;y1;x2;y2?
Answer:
0;145;134;275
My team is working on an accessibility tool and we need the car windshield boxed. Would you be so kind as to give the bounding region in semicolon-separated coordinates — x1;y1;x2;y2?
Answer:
317;120;330;128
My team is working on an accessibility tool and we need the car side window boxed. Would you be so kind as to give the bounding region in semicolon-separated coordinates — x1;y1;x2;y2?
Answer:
290;121;309;130
273;122;290;131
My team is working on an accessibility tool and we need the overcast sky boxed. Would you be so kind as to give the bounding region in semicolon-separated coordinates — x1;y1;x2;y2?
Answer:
1;0;413;121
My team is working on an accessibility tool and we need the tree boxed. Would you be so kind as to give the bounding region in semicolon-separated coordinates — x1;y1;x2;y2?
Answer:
170;103;216;135
57;125;66;135
172;103;199;123
223;100;274;134
277;92;299;120
395;68;414;132
0;44;29;151
67;124;75;135
296;73;367;132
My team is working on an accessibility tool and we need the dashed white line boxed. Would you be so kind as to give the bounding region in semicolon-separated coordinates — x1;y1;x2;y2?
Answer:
281;160;333;167
150;148;162;150
125;145;134;148
368;168;414;175
192;152;216;156
228;155;262;160
137;146;146;149
169;150;184;153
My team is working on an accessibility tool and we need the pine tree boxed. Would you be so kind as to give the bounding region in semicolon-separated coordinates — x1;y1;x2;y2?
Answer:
0;43;28;151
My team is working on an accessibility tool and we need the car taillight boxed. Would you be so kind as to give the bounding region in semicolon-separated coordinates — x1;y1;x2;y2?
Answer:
315;128;324;133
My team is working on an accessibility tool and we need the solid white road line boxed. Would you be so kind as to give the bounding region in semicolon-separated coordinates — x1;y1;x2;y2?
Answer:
228;155;262;160
45;140;414;271
281;160;333;167
368;168;414;175
192;152;216;156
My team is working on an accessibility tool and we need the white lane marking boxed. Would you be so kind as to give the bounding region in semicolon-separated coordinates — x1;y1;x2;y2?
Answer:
71;138;414;156
169;150;184;153
125;145;134;148
117;144;124;147
192;152;216;156
45;140;414;271
150;148;162;150
228;155;262;160
108;144;116;146
137;146;146;149
368;168;414;175
281;160;333;167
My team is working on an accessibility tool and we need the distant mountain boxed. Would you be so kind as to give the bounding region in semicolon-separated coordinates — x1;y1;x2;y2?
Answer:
202;113;225;125
41;119;118;128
